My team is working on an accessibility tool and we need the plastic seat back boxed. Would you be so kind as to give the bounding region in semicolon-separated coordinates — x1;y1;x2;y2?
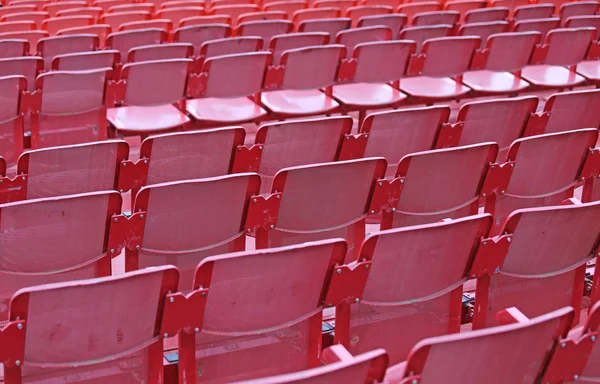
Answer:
360;106;450;176
489;129;598;233
178;239;346;382
41;15;92;35
0;39;30;59
296;17;350;40
155;6;203;26
0;4;36;19
200;36;263;60
278;44;345;90
237;10;287;24
357;14;407;38
180;14;231;26
100;10;151;31
53;50;119;72
419;36;480;78
292;7;342;25
0;11;48;28
108;3;155;12
16;140;128;199
249;116;352;193
198;51;269;98
0;190;122;322
0;20;36;34
120;58;191;106
513;17;560;38
474;31;540;72
263;0;307;19
238;346;388;383
256;158;386;259
37;34;98;70
1;266;178;382
447;96;538;159
514;4;555;20
94;0;134;13
474;201;600;328
270;32;329;65
213;4;260;26
399;24;453;51
348;40;415;83
0;76;26;165
565;15;600;31
458;21;509;47
397;307;574;383
57;24;111;48
42;1;87;17
337;214;493;363
0;56;43;91
397;2;442;24
173;23;231;56
464;6;509;23
0;30;49;55
127;42;192;62
55;7;103;22
540;27;596;66
560;1;600;22
236;20;293;47
543;89;600;134
413;10;460;26
106;28;168;62
346;5;393;27
119;19;173;32
161;0;204;9
445;0;487;19
335;25;392;58
130;173;260;286
387;143;498;228
32;69;112;148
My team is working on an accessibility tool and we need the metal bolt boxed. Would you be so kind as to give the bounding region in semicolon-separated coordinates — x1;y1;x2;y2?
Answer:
140;214;144;219
470;312;473;317
0;180;3;183
247;228;251;233
365;264;369;269
336;268;342;274
253;198;257;203
370;210;375;214
345;136;349;140
270;225;274;229
483;241;487;246
163;333;169;338
194;328;200;333
17;323;22;330
136;245;141;250
592;336;597;342
122;163;127;167
364;134;369;138
400;179;404;184
561;342;566;348
501;190;505;195
471;274;476;279
482;193;487;197
144;160;148;164
510;163;514;168
110;249;115;254
21;176;25;181
328;303;333;307
238;147;242;151
259;146;263;150
378;182;383;186
574;375;579;381
355;298;360;303
114;217;119;222
169;297;174;303
276;195;281;199
15;360;21;366
412;380;418;384
507;237;512;243
392;208;396;212
201;291;206;296
581;177;585;181
119;189;124;193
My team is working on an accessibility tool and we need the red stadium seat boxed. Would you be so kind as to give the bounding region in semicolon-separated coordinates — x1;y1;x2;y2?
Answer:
0;56;43;91
0;11;48;28
296;17;350;40
237;10;287;24
106;27;168;64
397;2;442;25
100;10;151;31
513;17;560;38
413;10;460;27
52;50;119;72
37;34;98;70
464;6;509;23
0;75;26;165
357;13;407;38
346;5;392;27
0;39;29;59
531;88;600;135
513;4;555;20
292;7;342;26
398;24;453;50
270;32;329;65
0;30;48;54
155;6;204;27
127;42;193;62
457;20;509;47
57;24;111;47
0;20;36;34
118;18;173;32
335;25;392;58
263;0;307;19
236;19;293;47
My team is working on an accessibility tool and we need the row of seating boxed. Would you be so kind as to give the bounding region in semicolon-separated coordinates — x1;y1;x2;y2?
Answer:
1;234;599;382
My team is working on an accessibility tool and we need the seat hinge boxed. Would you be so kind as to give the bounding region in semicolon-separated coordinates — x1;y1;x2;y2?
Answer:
324;261;372;307
0;320;26;367
541;332;598;384
160;289;209;337
244;193;282;234
480;162;515;197
369;177;404;214
107;211;147;255
338;133;369;161
469;234;512;279
231;144;263;173
117;159;149;193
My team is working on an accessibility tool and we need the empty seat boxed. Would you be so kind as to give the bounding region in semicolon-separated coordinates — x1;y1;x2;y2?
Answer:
155;6;204;27
513;3;555;20
560;302;600;382
263;0;307;19
0;56;43;91
0;11;48;28
397;2;442;24
333;41;413;119
438;96;538;160
213;4;260;26
0;265;178;382
180;14;231;26
560;1;600;22
531;88;600;135
31;69;112;148
108;58;191;134
357;14;407;38
464;6;509;23
57;24;111;48
292;7;342;26
486;129;598;233
253;158;386;258
0;39;29;59
382;142;497;229
463;31;540;94
400;36;479;101
270;32;329;65
261;45;344;117
0;189;121;322
346;5;393;27
314;0;356;12
0;20;36;34
335;214;492;363
565;14;600;30
236;19;293;47
473;200;600;328
119;19;173;32
106;28;168;64
521;27;595;88
173;23;231;62
0;4;36;19
335;25;392;58
237;10;287;24
413;10;460;26
55;7;103;22
296;17;350;40
398;24;453;50
186;52;269;125
513;17;560;38
458;21;510;48
0;76;26;165
176;239;346;382
347;106;449;176
199;36;263;62
108;2;154;12
37;34;99;70
127;42;193;62
234;116;352;193
385;307;574;383
94;0;134;12
41;15;93;35
100;10;151;31
0;30;49;55
445;0;487;19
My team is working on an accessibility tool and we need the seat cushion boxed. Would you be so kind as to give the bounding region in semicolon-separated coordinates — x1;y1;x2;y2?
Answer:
186;96;267;124
399;76;472;100
522;65;586;88
577;61;600;83
261;89;339;116
107;104;190;133
332;83;407;109
463;70;531;94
